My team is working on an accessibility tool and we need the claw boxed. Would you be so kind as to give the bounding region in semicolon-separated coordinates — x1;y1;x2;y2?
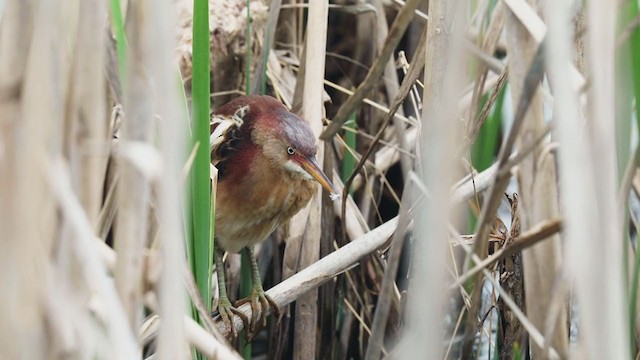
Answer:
236;288;280;338
214;298;249;341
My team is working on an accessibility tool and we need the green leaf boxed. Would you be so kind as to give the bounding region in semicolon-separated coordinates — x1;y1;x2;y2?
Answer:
108;0;127;81
190;0;212;320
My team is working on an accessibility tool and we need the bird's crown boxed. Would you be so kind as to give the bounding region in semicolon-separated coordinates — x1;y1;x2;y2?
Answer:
210;95;318;178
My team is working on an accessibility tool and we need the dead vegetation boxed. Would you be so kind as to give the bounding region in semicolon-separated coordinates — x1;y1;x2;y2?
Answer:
1;0;640;359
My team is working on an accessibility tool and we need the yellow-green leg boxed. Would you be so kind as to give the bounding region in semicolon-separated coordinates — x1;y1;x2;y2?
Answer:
236;246;280;334
214;244;248;339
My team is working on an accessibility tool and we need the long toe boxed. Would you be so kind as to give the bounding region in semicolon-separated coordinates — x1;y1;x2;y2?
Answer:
236;295;261;334
215;300;250;341
236;289;280;338
264;293;280;319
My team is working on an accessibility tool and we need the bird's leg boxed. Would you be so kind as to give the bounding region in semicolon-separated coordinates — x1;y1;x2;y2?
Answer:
236;246;280;334
213;244;248;339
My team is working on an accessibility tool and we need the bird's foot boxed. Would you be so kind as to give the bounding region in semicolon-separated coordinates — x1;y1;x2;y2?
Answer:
236;286;280;337
214;297;249;341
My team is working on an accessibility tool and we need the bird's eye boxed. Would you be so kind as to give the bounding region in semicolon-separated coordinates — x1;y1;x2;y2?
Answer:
287;147;295;155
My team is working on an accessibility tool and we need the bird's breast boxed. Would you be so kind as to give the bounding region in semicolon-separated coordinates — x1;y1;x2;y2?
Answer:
214;156;316;253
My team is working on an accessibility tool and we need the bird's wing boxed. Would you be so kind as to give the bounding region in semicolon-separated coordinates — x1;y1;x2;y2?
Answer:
210;105;248;173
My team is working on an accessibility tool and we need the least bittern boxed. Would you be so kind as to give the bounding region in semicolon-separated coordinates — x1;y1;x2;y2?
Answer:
210;95;339;338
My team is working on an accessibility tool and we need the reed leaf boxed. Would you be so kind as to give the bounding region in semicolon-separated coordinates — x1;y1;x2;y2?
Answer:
190;0;213;320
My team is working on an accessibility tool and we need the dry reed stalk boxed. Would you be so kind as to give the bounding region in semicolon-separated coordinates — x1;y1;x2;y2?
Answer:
267;50;299;106
65;0;108;227
114;0;155;332
398;0;466;357
451;161;498;203
183;317;242;359
322;79;415;124
6;1;124;357
336;21;427;249
146;0;188;358
564;0;629;357
0;1;49;358
52;2;109;357
503;0;569;356
278;18;307;360
275;0;299;54
291;0;329;356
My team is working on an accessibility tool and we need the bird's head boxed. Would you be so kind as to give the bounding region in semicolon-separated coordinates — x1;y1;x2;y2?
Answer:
214;96;341;200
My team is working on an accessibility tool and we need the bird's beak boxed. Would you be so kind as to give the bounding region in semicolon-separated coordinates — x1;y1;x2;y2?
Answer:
297;155;341;201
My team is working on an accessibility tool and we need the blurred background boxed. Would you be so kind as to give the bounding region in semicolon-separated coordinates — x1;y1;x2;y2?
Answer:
0;0;638;359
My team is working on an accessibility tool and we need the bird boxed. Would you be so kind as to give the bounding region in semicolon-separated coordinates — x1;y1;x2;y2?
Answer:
210;95;340;338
